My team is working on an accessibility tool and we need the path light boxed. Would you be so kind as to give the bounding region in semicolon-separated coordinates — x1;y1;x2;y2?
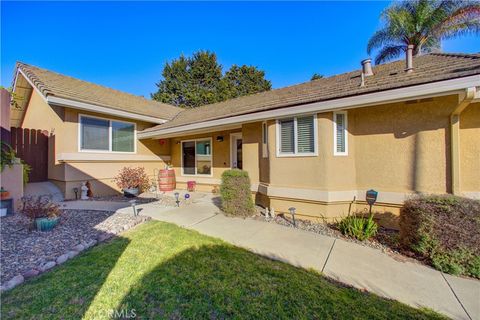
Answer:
288;207;296;227
73;187;79;200
174;192;180;207
129;200;137;216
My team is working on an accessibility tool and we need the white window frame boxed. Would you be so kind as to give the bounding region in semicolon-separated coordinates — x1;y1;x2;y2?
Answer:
180;137;213;177
276;114;318;157
262;121;268;158
78;114;137;154
333;111;348;156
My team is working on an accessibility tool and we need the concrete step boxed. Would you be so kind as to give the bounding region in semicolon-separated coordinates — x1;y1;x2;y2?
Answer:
24;181;64;202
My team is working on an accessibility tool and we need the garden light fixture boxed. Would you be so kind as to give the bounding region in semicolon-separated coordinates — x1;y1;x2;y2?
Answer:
288;207;296;227
129;200;138;216
73;187;79;200
174;192;180;207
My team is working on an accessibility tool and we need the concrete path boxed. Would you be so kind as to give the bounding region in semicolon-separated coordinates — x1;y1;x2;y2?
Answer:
61;197;480;320
24;182;64;202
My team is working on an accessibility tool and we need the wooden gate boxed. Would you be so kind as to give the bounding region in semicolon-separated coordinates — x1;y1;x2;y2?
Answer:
10;127;49;182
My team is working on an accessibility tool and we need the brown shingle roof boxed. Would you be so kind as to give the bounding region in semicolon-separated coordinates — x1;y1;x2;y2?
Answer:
143;53;480;132
16;62;182;121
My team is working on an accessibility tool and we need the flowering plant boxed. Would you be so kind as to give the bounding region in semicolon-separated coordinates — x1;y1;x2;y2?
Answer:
21;195;61;222
114;167;151;192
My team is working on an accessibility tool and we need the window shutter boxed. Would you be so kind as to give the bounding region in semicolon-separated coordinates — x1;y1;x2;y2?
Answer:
280;119;294;153
297;116;314;153
336;113;345;153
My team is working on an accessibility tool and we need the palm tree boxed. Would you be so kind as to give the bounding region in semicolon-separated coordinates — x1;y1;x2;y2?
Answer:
367;0;480;64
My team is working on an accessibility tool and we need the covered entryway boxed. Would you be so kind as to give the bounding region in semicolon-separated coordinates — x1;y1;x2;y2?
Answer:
230;133;243;169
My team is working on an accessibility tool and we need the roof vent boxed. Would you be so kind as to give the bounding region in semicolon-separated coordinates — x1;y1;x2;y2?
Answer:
405;45;414;73
361;58;374;77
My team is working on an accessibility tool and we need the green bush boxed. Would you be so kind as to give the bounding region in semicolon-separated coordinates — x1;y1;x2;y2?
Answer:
400;195;480;278
220;169;254;217
338;214;378;241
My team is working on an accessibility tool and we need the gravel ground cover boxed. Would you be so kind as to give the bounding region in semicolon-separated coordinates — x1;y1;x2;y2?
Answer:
1;209;149;286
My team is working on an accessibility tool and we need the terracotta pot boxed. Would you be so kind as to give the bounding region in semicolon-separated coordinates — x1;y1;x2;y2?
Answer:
0;191;10;200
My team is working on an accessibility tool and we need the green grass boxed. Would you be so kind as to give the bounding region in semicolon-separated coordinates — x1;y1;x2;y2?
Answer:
1;221;445;319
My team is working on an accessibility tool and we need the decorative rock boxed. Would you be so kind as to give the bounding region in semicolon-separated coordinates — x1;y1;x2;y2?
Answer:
40;261;56;272
5;275;24;290
97;233;112;242
72;244;85;252
1;208;151;284
56;254;70;265
22;269;40;279
85;239;97;248
67;251;79;259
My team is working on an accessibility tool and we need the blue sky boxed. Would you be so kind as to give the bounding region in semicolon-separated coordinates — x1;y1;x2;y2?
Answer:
1;1;478;98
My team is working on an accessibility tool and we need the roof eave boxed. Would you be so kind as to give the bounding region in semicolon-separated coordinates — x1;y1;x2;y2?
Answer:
138;74;480;139
47;96;169;124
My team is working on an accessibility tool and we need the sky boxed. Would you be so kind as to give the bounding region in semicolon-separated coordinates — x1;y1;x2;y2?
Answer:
1;1;479;98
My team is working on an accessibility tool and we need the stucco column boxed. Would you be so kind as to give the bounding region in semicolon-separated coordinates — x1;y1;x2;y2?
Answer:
1;89;11;143
241;123;261;186
450;88;476;195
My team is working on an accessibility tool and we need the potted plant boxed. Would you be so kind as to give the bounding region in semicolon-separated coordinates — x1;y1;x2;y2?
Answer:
0;187;10;200
21;195;61;231
114;167;150;198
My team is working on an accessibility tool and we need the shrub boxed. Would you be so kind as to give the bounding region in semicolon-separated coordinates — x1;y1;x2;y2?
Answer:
220;169;254;217
114;167;151;192
21;195;61;222
400;195;480;278
338;214;378;241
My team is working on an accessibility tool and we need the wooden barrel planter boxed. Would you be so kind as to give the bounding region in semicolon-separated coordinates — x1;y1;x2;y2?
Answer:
158;169;176;191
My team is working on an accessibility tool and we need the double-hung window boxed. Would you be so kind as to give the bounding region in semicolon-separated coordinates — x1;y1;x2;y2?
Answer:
182;138;212;176
333;111;348;156
79;115;135;153
277;115;317;156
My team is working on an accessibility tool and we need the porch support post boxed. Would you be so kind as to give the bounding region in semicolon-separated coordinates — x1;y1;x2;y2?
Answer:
450;87;476;195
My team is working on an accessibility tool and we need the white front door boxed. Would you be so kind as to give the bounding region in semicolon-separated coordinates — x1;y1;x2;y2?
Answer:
230;133;243;169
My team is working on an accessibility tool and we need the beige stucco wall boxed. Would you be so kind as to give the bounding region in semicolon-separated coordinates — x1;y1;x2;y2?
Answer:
0;164;24;211
460;103;480;193
21;93;169;199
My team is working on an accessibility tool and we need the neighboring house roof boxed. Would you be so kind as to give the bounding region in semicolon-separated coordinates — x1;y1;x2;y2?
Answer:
15;62;182;121
142;53;480;135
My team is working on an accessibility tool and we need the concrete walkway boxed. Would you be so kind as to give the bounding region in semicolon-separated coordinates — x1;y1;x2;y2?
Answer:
62;196;479;320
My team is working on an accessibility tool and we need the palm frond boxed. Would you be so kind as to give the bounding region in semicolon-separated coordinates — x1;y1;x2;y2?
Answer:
374;45;405;65
367;29;397;54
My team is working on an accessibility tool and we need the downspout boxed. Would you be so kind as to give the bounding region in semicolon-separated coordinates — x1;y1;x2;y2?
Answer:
450;87;477;195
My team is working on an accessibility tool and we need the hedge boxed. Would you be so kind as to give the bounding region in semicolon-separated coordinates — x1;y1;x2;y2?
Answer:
220;169;255;217
399;195;480;278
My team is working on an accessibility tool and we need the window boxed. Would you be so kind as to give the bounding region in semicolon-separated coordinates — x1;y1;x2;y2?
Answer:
262;121;268;158
277;115;317;156
333;111;348;156
182;139;212;176
79;115;135;153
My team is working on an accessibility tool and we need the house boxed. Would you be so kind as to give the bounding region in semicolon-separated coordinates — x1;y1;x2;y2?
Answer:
9;52;480;226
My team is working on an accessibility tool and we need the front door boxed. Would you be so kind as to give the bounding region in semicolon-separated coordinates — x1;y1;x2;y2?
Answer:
231;134;243;169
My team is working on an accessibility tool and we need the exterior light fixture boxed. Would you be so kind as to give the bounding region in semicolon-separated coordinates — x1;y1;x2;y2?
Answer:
288;207;296;227
216;136;224;142
365;189;378;215
73;187;79;200
129;200;138;216
174;192;180;207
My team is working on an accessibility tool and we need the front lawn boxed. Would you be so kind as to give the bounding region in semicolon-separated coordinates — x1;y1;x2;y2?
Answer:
1;221;444;319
